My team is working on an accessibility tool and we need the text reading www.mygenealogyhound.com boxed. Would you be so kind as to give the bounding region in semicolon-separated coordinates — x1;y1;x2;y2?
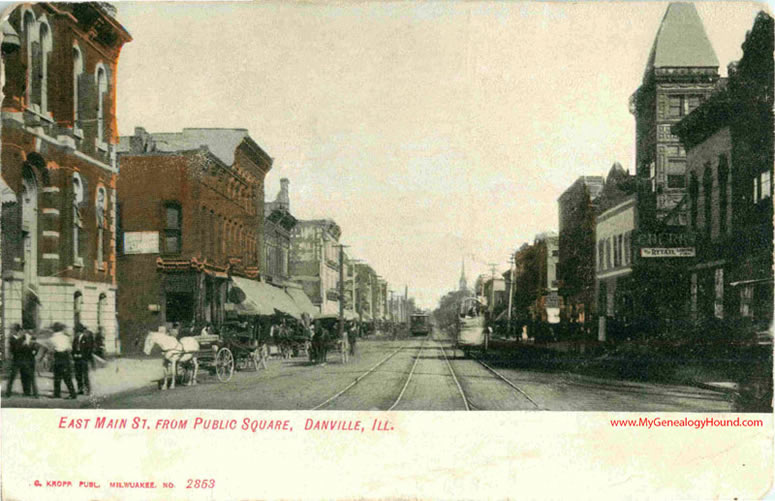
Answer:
57;415;395;433
610;417;764;429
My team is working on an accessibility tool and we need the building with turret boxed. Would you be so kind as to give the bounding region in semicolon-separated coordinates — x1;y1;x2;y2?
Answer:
630;2;720;225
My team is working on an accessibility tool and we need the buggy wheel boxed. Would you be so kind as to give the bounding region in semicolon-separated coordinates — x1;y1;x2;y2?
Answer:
215;348;234;382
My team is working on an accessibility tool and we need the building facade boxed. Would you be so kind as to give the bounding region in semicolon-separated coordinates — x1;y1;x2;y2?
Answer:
557;175;604;326
630;2;720;224
263;178;297;284
289;219;342;315
673;12;774;332
0;3;131;355
116;127;271;352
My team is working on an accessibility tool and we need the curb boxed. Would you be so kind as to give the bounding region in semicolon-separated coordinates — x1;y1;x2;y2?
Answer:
693;382;739;395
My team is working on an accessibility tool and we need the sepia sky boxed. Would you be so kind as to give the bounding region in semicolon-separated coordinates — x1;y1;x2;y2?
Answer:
113;1;764;309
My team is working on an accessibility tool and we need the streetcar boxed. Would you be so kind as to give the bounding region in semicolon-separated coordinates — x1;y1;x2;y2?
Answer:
456;297;489;358
410;313;431;336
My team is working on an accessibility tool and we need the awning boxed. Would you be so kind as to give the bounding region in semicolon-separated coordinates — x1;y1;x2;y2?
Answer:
231;277;305;319
286;286;318;318
230;277;276;317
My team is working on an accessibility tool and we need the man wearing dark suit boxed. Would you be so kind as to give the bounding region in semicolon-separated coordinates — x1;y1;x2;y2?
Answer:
17;329;39;397
4;324;24;397
72;323;93;395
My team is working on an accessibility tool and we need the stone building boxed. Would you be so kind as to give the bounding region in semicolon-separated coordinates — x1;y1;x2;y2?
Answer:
0;3;131;355
512;232;561;335
630;2;720;224
263;178;297;284
673;12;774;332
289;219;342;315
557;175;604;326
116;127;271;352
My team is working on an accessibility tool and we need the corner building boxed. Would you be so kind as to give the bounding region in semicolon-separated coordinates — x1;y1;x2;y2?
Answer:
0;3;131;355
117;127;271;352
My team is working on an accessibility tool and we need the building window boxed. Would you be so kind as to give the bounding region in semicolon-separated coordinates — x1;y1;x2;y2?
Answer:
598;240;604;270
23;11;35;107
740;285;754;318
38;21;51;114
703;165;713;237
668;95;704;117
96;187;107;268
667;160;687;188
718;155;729;236
164;203;181;254
606;238;612;270
761;171;771;201
96;66;108;145
72;45;83;130
97;293;107;330
689;172;699;229
72;173;84;265
116;202;123;255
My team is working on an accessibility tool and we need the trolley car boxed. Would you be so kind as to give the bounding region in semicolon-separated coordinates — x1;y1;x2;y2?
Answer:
410;313;431;336
456;297;489;358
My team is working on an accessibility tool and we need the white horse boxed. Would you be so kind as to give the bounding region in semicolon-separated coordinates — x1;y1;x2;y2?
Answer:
143;330;200;390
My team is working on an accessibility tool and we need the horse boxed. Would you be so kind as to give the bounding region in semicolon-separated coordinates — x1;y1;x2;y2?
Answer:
143;330;200;390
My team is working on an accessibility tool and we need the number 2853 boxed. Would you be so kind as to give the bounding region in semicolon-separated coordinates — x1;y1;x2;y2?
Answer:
186;479;215;489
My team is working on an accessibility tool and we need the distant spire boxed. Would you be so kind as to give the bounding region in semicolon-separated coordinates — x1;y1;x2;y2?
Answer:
459;257;468;291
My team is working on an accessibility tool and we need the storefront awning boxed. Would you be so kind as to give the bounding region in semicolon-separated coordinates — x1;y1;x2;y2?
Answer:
286;286;318;318
230;277;277;317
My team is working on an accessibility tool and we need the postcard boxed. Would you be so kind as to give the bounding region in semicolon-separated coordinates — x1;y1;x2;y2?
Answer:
0;1;772;499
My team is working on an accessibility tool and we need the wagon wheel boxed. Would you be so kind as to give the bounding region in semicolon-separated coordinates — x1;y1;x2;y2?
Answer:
215;347;234;382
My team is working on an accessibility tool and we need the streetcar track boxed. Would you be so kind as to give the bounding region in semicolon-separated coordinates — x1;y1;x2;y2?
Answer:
311;344;409;410
436;340;470;411
470;354;543;410
387;336;428;411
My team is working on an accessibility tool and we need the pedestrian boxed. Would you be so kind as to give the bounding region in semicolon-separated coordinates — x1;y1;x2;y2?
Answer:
18;329;39;397
4;324;25;397
49;323;77;399
308;324;317;363
348;323;357;357
72;323;93;395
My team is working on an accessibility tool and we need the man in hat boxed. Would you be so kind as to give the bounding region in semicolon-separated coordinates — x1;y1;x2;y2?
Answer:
72;323;93;395
49;323;77;399
4;324;24;397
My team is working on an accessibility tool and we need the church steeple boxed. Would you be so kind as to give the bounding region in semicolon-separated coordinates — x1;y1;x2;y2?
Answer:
459;258;468;292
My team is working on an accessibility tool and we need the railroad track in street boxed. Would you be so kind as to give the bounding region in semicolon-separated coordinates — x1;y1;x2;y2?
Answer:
387;336;428;410
312;338;426;410
469;354;542;410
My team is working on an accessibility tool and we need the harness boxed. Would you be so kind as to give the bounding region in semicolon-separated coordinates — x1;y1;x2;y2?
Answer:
161;339;186;360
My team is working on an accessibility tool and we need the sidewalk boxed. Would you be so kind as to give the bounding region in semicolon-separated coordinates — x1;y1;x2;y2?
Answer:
2;356;165;401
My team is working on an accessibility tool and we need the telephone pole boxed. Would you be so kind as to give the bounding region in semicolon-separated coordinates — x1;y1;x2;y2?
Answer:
487;263;498;315
507;254;515;338
336;244;349;363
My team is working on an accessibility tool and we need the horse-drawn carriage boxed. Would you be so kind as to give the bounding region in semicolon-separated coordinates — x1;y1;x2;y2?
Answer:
144;322;261;389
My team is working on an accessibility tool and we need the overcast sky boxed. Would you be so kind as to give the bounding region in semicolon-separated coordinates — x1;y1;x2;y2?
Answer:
114;1;764;309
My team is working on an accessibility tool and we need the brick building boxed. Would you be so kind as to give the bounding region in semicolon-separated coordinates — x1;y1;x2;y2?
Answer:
673;12;774;332
116;127;271;352
263;178;297;284
0;3;131;355
289;219;342;315
557;175;604;326
630;2;720;224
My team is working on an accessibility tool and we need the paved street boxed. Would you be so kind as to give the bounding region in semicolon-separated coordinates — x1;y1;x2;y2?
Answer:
3;330;734;411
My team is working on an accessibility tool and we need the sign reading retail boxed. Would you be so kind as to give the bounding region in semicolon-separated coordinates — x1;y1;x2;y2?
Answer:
640;247;696;258
124;231;160;254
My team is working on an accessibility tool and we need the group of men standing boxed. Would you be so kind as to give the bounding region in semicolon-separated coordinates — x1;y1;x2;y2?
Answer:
4;322;100;399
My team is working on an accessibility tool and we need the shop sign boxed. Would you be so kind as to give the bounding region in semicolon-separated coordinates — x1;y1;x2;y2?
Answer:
640;247;696;258
124;232;159;254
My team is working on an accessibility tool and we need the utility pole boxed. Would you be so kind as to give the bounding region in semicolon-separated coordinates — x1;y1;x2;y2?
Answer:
507;254;515;339
404;285;408;322
487;263;498;315
336;244;349;363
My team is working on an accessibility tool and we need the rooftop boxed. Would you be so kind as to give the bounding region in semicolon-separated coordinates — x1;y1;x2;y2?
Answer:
644;3;718;76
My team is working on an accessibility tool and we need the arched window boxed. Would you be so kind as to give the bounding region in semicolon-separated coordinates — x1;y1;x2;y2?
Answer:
21;166;38;286
22;10;36;107
38;21;51;114
72;173;84;265
96;186;107;268
717;155;729;236
96;65;108;145
72;45;83;130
